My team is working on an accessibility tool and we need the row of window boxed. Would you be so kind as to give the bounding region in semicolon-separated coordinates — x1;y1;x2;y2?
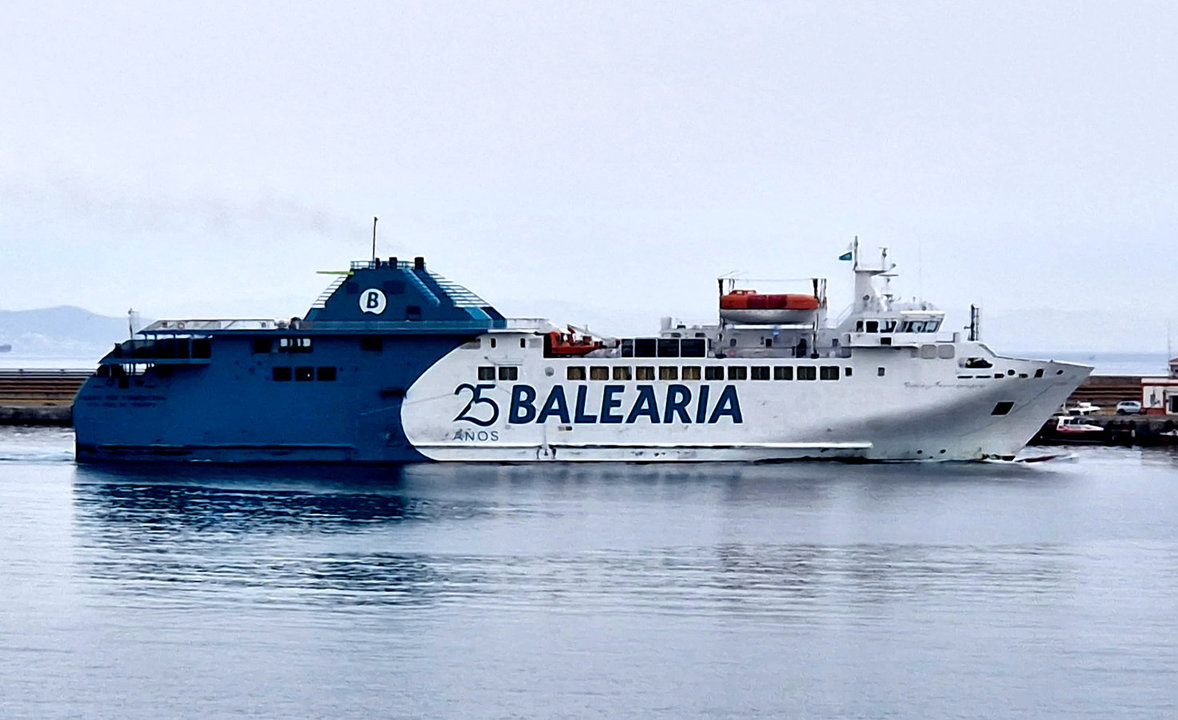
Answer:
273;366;337;382
855;319;941;333
620;338;708;358
477;365;855;382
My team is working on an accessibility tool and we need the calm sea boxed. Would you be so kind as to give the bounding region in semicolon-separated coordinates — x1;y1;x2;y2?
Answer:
2;428;1178;719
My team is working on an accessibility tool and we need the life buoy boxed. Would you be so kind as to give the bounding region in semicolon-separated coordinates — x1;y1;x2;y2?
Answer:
176;321;186;329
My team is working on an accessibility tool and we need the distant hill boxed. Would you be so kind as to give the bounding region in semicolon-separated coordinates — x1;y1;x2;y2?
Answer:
0;306;142;358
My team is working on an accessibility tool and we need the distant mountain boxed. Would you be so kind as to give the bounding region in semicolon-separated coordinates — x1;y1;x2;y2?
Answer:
0;306;142;358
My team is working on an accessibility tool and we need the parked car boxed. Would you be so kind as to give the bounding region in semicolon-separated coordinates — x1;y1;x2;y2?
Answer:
1116;400;1143;415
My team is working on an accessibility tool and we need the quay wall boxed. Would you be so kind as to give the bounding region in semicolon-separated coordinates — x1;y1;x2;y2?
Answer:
0;369;88;426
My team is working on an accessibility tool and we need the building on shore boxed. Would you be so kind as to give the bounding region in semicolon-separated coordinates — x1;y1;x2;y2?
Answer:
1142;357;1178;414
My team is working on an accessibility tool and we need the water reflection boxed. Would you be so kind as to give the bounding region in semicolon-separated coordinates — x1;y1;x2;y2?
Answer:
71;462;1081;618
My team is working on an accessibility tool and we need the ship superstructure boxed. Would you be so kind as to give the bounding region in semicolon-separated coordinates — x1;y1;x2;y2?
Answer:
74;247;1090;463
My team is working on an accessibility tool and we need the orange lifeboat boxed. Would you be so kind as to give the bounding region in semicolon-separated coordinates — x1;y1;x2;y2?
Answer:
719;290;820;324
545;330;604;357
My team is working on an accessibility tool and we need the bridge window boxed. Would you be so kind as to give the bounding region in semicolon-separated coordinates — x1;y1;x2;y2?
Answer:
567;366;586;381
727;366;747;381
252;338;272;354
751;366;770;380
478;366;496;381
774;366;793;380
613;366;632;381
866;320;879;333
499;367;519;381
798;366;816;381
636;366;655;381
705;367;724;380
682;366;701;381
657;339;680;358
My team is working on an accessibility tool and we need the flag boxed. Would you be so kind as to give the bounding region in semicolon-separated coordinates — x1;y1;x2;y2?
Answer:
838;239;855;261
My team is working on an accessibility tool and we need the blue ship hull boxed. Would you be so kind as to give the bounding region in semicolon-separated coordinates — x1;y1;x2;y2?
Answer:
74;257;503;464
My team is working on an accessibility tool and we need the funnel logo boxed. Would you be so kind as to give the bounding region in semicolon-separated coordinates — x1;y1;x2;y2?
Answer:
359;288;387;315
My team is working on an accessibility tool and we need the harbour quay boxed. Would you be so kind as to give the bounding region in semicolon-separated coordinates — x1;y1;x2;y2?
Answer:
0;369;88;425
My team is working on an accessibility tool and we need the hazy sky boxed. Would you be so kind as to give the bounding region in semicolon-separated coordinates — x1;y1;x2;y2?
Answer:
2;1;1175;351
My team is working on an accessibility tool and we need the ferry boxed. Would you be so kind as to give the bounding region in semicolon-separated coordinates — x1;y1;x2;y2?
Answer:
73;243;1091;463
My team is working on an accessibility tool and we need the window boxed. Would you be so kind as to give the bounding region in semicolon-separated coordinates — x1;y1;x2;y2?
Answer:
590;366;609;381
820;366;840;380
567;366;586;380
478;366;495;381
192;338;211;358
797;366;816;381
252;338;272;354
295;366;314;381
280;337;312;353
317;366;337;381
636;366;655;381
657;339;680;357
659;366;679;381
273;367;291;381
635;338;657;357
360;336;383;351
621;339;634;357
680;339;706;357
519;338;526;348
682;366;701;381
937;345;955;359
877;367;886;377
991;401;1014;416
613;366;632;381
866;320;879;333
845;367;853;377
728;366;747;381
406;305;422;319
751;366;770;380
882;320;897;332
774;366;793;381
1034;368;1044;378
490;338;497;349
704;366;724;380
499;367;519;381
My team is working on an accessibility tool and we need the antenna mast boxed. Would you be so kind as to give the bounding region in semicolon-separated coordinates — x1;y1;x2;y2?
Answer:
371;216;378;261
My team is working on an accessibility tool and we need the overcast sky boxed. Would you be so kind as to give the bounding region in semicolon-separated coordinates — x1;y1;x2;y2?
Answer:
2;1;1175;352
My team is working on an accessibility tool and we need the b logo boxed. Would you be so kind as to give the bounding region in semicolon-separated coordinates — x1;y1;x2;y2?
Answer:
359;288;387;315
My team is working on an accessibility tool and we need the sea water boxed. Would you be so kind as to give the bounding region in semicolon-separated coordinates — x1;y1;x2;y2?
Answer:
2;427;1177;719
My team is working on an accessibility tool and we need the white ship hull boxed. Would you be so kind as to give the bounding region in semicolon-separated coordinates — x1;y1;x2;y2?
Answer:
402;337;1089;462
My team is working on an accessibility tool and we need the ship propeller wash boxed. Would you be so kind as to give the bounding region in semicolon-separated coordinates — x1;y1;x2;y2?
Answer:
74;244;1090;463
